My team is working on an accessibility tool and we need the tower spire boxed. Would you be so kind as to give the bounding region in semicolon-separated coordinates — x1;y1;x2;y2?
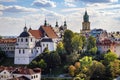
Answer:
55;20;59;27
23;21;27;32
44;18;47;26
84;10;89;22
64;20;67;27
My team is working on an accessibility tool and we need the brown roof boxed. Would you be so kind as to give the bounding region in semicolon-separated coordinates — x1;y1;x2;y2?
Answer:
0;38;16;44
0;66;41;75
41;26;58;38
29;30;42;39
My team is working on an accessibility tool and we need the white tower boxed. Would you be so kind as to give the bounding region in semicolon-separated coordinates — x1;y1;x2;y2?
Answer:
14;26;36;64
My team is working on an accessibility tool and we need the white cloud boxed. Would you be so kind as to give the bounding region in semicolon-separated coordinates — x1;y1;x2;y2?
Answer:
0;0;16;2
32;0;56;8
64;2;76;7
71;0;119;3
0;5;39;13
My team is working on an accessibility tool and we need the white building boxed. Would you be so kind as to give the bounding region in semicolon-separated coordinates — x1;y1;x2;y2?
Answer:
0;66;41;80
14;20;59;65
0;38;16;57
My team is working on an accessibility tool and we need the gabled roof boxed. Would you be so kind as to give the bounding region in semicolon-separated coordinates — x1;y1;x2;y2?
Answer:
41;26;58;38
29;30;42;39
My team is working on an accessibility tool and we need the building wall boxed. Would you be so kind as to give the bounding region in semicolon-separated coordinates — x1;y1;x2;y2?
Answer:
115;45;120;57
0;43;15;57
13;73;41;80
0;70;12;80
41;42;56;52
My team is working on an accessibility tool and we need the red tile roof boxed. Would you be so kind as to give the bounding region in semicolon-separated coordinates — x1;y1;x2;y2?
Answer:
41;26;58;38
29;30;42;39
0;38;16;44
97;39;116;46
0;66;41;75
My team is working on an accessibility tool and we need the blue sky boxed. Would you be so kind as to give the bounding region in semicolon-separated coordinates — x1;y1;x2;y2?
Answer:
0;0;120;36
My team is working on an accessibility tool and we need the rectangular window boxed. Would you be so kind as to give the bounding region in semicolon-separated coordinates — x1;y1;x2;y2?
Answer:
21;38;23;42
26;38;28;42
23;49;25;54
19;49;21;54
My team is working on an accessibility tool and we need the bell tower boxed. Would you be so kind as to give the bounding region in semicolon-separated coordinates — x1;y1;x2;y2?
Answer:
81;10;90;35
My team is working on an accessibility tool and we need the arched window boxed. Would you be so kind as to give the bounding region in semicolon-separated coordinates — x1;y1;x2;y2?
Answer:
21;38;23;42
26;38;28;42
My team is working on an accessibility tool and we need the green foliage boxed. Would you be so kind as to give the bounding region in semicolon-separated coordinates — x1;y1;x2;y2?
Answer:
43;47;50;53
38;59;47;69
63;30;74;54
71;35;83;53
44;51;61;68
66;53;80;63
104;51;118;65
106;60;120;78
0;48;6;58
87;36;96;50
56;42;66;54
89;47;97;56
90;61;105;80
79;56;92;68
80;35;86;49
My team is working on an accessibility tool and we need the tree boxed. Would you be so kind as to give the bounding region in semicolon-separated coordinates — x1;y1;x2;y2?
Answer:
0;48;6;58
87;36;96;50
43;46;50;53
80;35;86;49
56;42;66;54
79;56;93;68
63;30;74;54
104;51;118;65
38;59;47;70
68;65;76;76
71;35;83;53
44;51;61;69
90;61;105;80
86;36;97;56
66;53;80;63
106;60;120;78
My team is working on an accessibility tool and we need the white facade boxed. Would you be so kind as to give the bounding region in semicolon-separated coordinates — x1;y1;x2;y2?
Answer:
14;27;58;65
0;70;12;80
13;73;41;80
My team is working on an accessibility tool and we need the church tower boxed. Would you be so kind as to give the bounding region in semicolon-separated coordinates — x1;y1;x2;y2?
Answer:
81;10;90;35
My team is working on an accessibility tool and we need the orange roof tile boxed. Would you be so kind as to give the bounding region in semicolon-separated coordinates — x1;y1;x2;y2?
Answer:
0;38;16;44
41;26;58;38
29;30;42;39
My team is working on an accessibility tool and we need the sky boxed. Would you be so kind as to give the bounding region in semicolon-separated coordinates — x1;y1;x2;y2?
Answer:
0;0;120;36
